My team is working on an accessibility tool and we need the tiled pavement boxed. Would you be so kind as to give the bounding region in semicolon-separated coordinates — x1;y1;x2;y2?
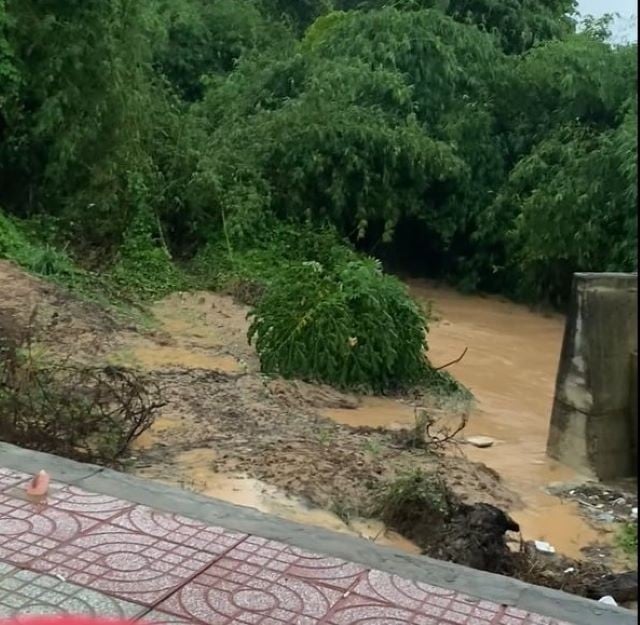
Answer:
0;467;575;624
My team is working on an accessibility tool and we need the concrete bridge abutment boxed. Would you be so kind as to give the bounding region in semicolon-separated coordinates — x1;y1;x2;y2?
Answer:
547;272;638;480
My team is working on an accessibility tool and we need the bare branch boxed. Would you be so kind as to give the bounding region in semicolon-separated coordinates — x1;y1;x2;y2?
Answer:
434;347;468;371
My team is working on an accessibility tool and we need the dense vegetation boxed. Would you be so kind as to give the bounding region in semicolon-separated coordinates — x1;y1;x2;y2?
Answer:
0;0;636;388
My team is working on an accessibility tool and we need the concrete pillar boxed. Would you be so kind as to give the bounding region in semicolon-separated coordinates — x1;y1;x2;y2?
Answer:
546;273;638;480
631;350;637;469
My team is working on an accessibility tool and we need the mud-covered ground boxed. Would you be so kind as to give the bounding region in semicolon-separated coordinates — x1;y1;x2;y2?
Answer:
0;260;636;605
0;261;515;516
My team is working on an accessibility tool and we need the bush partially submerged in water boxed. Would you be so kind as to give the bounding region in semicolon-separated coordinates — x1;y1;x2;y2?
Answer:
248;257;431;392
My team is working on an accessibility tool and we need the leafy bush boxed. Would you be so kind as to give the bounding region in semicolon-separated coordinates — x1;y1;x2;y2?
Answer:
0;211;76;279
110;209;189;300
248;257;430;392
190;221;358;296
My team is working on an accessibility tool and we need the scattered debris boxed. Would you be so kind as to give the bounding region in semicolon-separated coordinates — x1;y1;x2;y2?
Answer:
534;540;556;554
598;595;618;606
465;436;495;449
547;481;638;526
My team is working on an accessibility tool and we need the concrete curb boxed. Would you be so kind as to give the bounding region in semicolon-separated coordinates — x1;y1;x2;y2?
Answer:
0;442;635;625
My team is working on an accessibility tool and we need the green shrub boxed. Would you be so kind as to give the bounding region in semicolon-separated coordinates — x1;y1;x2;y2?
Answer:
191;221;358;297
373;469;452;541
248;256;430;392
110;210;189;300
0;211;76;279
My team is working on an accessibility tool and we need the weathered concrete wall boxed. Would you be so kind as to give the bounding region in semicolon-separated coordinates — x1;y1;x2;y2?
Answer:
631;350;637;469
547;273;638;480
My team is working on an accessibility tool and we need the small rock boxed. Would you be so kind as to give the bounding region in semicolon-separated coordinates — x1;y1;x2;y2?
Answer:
597;513;615;524
631;507;638;519
613;497;626;506
598;596;618;606
465;436;495;448
534;540;556;554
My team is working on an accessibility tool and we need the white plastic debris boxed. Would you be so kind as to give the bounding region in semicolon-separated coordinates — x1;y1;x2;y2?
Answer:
631;507;638;520
534;540;556;554
563;567;576;574
598;596;618;606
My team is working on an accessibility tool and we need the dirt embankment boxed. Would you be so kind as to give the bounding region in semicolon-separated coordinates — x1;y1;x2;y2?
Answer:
0;261;636;604
0;261;515;516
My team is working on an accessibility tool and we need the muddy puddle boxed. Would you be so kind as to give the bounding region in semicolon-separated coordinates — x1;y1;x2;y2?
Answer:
135;445;420;554
325;280;614;561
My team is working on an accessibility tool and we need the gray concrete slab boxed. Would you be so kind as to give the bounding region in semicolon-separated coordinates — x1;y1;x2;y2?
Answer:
0;442;635;625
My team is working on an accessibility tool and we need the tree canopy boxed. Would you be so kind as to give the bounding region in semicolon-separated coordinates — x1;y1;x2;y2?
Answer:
0;0;636;308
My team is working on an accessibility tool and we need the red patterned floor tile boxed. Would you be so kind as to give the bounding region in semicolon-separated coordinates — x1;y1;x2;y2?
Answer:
324;594;433;625
156;556;344;624
138;610;195;624
28;524;217;605
222;536;365;590
0;469;29;492
109;505;247;554
350;570;573;625
0;494;100;566
351;570;458;612
42;483;135;520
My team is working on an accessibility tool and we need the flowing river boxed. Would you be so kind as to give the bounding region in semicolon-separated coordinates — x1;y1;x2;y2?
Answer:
132;281;614;561
326;279;608;559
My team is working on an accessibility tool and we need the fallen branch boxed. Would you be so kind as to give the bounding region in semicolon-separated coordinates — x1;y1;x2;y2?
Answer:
434;347;468;371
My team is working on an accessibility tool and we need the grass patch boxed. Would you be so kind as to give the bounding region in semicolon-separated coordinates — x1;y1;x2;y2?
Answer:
372;469;452;544
616;521;638;557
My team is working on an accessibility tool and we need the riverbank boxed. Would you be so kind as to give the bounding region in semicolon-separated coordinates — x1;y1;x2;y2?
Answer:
0;260;635;603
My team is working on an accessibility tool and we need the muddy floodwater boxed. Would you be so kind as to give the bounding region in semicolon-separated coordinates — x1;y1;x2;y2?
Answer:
327;280;609;560
127;281;618;563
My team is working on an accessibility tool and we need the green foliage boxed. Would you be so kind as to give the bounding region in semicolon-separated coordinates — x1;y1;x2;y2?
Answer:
0;0;187;251
616;521;638;557
0;210;76;279
110;209;189;300
489;119;636;303
0;0;637;325
258;0;332;32
248;257;430;392
0;0;18;108
373;469;451;538
191;221;357;292
155;0;291;101
446;0;576;54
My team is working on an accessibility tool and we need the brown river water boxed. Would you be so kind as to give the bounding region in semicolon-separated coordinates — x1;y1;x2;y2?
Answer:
327;280;608;559
133;281;612;560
